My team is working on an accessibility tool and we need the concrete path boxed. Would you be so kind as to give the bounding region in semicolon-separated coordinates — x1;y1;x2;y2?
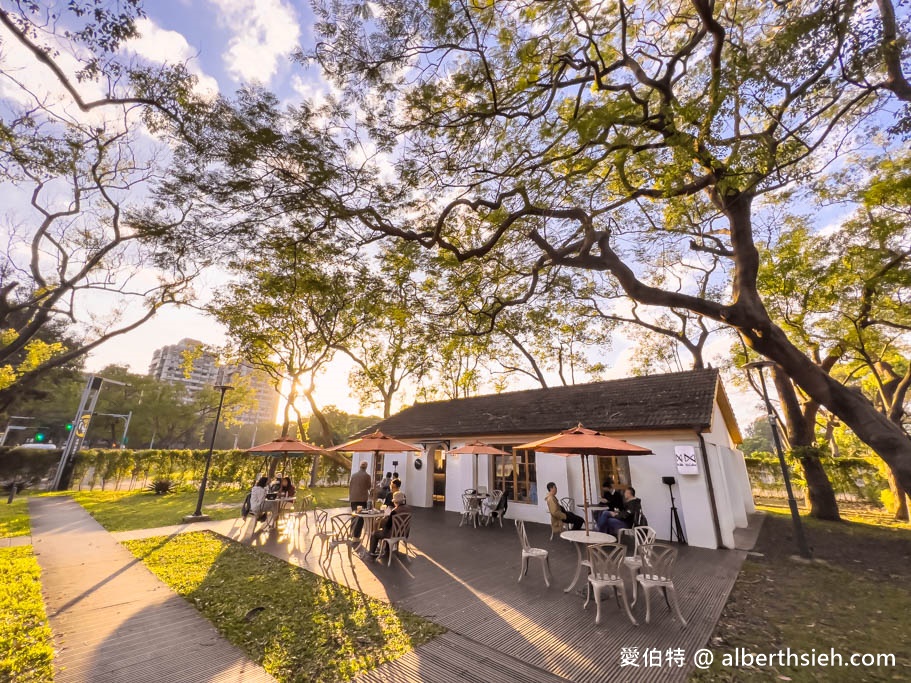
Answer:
29;497;275;683
0;534;32;547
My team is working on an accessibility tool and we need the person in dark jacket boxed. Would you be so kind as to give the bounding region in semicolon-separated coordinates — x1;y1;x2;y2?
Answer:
369;491;411;557
598;477;625;512
598;487;647;535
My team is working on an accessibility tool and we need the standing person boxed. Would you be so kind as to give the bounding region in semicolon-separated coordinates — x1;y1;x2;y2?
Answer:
545;482;584;533
598;487;648;536
349;461;372;537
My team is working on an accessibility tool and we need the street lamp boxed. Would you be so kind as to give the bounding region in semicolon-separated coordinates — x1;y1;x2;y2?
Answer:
743;360;811;558
189;384;233;520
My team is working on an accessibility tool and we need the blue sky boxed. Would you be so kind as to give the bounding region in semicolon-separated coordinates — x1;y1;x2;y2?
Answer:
0;1;765;424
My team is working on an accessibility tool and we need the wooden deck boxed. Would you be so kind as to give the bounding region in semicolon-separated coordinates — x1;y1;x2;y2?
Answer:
223;506;758;683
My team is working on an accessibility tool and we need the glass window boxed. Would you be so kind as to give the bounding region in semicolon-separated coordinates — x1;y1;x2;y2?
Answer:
492;447;537;504
596;455;630;489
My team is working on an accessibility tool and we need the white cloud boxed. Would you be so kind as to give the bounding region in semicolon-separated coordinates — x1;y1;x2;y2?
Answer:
207;0;301;84
127;18;220;97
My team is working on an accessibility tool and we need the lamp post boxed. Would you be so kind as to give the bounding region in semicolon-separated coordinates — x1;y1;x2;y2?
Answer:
743;361;811;558
189;385;233;520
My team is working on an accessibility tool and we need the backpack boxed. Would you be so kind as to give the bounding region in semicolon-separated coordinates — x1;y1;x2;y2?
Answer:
241;493;252;518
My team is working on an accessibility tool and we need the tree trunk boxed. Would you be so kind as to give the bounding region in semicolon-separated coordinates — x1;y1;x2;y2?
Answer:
293;411;321;489
771;368;840;520
798;449;841;520
886;467;910;521
740;322;911;500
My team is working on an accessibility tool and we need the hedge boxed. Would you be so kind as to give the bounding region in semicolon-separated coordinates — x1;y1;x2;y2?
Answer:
0;447;350;491
745;451;888;504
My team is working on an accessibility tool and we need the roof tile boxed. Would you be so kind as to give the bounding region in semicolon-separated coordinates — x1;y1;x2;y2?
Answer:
359;368;723;439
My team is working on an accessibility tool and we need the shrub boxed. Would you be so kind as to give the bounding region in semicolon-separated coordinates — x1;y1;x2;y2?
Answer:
148;479;176;495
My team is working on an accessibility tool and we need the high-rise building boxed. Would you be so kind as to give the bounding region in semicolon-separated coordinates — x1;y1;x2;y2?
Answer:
148;338;219;396
216;362;282;425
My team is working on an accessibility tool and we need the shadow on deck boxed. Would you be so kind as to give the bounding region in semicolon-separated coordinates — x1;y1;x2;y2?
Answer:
230;506;761;683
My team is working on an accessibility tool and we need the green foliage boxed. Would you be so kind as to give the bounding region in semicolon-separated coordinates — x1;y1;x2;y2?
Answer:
124;532;444;682
0;547;54;682
147;479;177;495
0;496;31;538
746;452;888;504
70;487;349;532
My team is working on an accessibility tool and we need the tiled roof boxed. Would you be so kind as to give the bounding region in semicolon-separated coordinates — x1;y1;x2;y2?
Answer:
358;368;734;440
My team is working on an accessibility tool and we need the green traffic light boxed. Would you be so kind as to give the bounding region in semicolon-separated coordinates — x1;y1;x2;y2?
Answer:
34;431;46;442
65;423;73;431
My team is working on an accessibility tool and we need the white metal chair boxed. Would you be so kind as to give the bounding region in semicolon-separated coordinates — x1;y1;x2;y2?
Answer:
636;543;687;627
294;493;316;531
516;520;551;587
324;513;358;565
550;496;576;540
585;543;637;626
377;512;412;566
482;490;506;527
304;509;330;561
618;526;657;604
460;493;482;528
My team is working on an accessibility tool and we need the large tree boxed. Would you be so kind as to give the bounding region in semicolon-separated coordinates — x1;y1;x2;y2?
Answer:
299;0;911;501
0;2;207;404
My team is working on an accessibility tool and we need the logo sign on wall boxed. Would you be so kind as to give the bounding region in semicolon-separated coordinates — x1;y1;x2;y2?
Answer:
674;445;699;475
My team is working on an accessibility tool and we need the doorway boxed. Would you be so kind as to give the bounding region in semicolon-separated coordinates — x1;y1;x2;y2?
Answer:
431;445;446;504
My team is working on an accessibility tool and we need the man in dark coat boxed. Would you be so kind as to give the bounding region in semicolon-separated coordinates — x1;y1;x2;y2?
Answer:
598;487;648;536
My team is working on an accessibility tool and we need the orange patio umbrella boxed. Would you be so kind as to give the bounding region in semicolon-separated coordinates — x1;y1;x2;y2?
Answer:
447;441;511;491
329;431;422;489
246;436;326;481
247;436;324;456
516;424;652;535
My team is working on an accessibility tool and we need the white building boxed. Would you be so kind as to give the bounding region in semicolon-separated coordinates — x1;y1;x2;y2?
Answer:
346;368;754;550
216;362;282;426
148;338;218;396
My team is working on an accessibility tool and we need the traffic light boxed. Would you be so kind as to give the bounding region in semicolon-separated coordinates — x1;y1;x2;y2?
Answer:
34;430;47;442
65;422;73;432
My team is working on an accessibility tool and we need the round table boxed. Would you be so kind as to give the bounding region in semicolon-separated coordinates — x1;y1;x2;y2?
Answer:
582;504;611;525
353;509;385;546
560;529;616;593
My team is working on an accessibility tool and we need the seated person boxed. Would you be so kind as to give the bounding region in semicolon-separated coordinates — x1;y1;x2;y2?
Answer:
545;482;584;532
278;476;295;499
249;476;269;520
598;487;647;536
369;491;411;557
598;477;625;511
383;478;403;507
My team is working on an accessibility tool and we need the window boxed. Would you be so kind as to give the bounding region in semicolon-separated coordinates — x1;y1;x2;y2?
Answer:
493;447;537;504
596;456;630;489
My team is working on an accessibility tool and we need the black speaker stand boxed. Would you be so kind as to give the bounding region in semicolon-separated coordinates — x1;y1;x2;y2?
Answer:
666;481;687;545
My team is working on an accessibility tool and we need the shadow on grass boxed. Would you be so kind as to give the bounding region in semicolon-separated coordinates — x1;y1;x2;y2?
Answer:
124;530;441;683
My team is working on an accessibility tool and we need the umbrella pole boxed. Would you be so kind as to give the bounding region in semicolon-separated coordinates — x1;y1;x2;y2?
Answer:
581;453;591;536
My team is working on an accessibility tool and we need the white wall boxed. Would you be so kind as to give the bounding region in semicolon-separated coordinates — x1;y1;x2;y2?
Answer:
703;399;756;526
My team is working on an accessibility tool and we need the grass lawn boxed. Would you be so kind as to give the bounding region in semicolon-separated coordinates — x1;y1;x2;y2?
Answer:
0;546;54;682
64;486;349;532
124;531;444;683
692;510;911;682
0;495;31;537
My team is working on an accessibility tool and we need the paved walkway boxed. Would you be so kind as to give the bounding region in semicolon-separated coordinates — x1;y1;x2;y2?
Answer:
0;533;31;547
29;497;275;683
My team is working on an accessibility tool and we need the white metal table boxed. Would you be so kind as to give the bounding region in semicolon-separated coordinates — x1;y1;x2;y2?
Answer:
353;509;385;547
560;529;616;593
